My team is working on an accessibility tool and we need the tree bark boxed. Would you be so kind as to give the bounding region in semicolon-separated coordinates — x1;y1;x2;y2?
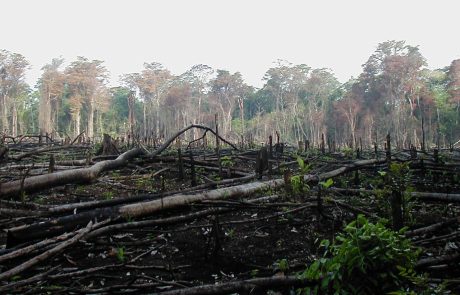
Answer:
158;275;315;295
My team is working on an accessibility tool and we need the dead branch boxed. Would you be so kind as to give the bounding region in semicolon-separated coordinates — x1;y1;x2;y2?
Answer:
0;232;76;264
416;252;460;268
0;221;93;281
0;147;145;197
119;158;385;218
405;218;459;237
0;125;238;198
4;158;383;245
158;275;315;295
9;144;90;161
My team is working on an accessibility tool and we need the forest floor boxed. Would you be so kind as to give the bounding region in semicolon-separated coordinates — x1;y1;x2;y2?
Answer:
1;132;460;294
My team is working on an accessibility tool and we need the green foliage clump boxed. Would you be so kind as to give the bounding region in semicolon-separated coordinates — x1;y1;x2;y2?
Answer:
300;215;421;294
376;162;415;224
296;156;311;174
289;156;312;195
342;146;354;159
220;155;234;167
116;247;125;262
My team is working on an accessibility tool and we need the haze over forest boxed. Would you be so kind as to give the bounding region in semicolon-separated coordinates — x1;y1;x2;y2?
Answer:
1;0;460;148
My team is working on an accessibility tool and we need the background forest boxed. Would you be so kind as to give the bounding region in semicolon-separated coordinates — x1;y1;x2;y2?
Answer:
1;40;459;149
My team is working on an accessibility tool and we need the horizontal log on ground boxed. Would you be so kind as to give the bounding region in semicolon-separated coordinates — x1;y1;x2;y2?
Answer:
416;252;460;268
6;208;116;247
0;147;144;198
10;145;90;161
332;187;460;203
47;174;255;215
0;221;93;281
405;218;459;237
85;195;281;240
158;275;316;295
4;158;384;247
0;125;237;198
414;192;460;202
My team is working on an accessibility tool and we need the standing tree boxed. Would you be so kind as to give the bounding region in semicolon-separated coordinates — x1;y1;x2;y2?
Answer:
122;63;172;139
358;41;426;148
0;50;30;136
65;57;108;138
210;70;250;138
38;58;65;136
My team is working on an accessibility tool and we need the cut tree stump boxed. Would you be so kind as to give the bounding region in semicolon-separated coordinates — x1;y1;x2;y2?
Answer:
96;133;119;156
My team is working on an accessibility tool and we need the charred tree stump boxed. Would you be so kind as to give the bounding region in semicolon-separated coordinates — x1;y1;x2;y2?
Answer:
269;135;273;159
374;142;378;159
320;133;325;154
178;147;184;180
391;189;403;231
354;170;360;186
48;154;55;173
316;186;323;229
0;146;8;162
410;144;417;160
97;134;119;156
385;133;391;164
255;147;269;180
215;114;222;177
189;151;197;186
283;168;292;194
298;141;304;153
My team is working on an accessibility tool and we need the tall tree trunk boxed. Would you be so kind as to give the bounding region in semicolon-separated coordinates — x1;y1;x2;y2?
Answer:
12;101;18;137
143;101;147;138
239;99;245;136
87;98;94;139
74;109;81;138
1;95;9;133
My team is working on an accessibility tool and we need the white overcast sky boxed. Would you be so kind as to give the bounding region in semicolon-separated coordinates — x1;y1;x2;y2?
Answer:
3;0;460;88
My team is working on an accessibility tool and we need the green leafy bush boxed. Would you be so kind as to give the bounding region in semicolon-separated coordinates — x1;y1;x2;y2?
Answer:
220;155;234;167
300;215;420;294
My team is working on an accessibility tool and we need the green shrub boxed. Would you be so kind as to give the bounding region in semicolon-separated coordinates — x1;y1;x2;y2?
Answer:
300;215;420;294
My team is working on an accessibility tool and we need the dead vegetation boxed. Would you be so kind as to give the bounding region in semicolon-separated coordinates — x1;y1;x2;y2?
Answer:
1;127;460;294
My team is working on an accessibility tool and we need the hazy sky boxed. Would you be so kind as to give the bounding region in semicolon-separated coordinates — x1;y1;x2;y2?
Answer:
3;0;460;88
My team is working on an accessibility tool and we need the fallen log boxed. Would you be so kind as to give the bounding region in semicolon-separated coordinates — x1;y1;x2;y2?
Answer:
84;194;281;240
0;221;93;281
9;144;90;161
332;187;460;202
0;124;238;198
5;158;384;246
0;147;144;198
0;232;76;264
158;275;315;295
405;218;459;237
120;159;385;218
6;207;115;247
416;252;460;268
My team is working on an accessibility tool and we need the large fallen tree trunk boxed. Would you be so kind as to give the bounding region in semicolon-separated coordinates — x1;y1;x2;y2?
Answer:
0;124;237;198
5;158;385;247
0;148;144;198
